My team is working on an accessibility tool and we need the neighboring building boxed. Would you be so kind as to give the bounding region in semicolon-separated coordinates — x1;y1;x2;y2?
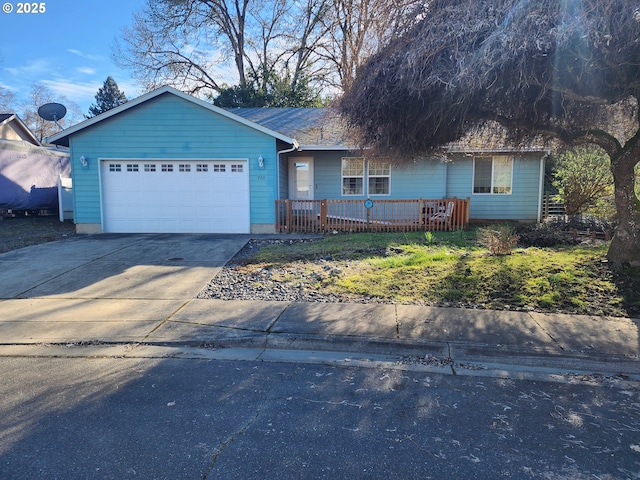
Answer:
46;86;547;234
0;114;70;214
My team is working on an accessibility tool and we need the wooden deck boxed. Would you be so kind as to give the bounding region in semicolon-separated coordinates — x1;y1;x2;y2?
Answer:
275;198;470;233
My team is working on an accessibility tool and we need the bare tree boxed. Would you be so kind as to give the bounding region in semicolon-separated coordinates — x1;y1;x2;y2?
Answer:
20;83;82;142
0;55;16;112
340;0;640;265
112;0;331;100
0;88;15;112
317;0;425;91
113;0;424;101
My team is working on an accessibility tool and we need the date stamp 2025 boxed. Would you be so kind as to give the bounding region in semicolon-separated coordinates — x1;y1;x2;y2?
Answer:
2;2;47;14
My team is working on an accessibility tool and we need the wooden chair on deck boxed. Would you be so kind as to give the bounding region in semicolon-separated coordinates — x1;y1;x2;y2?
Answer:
427;201;455;229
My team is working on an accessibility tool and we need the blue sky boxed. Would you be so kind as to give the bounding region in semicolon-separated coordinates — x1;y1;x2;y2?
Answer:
1;0;147;115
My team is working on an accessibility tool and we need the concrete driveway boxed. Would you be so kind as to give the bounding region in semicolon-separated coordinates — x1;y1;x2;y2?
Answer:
0;234;249;343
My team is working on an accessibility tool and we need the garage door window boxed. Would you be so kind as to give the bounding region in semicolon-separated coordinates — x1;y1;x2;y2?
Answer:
162;164;173;172
144;164;156;172
197;164;208;172
127;164;139;172
179;164;191;172
214;164;225;172
109;164;121;172
232;164;243;173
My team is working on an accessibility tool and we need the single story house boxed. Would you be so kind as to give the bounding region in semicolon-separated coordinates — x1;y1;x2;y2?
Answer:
0;114;70;214
46;86;548;234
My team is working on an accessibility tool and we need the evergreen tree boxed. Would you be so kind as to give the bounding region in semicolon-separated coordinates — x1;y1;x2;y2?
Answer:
87;77;128;118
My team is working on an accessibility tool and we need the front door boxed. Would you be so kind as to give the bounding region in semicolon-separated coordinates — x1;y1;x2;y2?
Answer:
289;157;314;201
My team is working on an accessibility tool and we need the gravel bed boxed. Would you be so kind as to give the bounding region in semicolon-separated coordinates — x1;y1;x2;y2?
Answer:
198;239;636;318
198;239;510;309
198;239;382;303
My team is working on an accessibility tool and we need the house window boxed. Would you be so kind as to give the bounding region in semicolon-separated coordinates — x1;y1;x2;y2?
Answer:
109;164;121;172
144;164;156;172
161;164;173;172
196;164;208;172
179;164;191;172
473;156;513;194
342;157;364;195
368;160;391;195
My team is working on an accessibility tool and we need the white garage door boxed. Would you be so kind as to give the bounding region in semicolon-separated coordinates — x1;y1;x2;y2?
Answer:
100;160;250;233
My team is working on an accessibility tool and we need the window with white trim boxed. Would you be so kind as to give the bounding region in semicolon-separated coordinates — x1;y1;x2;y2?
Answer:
342;157;364;195
368;160;391;195
473;156;513;194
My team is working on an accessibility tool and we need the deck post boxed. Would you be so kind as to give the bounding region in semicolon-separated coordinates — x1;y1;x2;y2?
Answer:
285;200;292;232
320;200;327;232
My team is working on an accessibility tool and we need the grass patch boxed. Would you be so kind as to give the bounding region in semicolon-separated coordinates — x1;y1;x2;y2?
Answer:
0;216;76;254
242;232;639;318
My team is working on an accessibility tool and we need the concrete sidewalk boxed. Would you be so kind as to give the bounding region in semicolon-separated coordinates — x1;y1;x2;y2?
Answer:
1;296;639;375
0;234;638;376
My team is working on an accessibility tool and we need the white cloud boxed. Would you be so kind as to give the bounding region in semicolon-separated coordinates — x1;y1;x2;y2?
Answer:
67;49;105;62
4;59;54;78
42;79;101;105
76;67;97;75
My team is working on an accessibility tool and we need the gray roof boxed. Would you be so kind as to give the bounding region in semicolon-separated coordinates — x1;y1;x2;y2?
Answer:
228;107;352;149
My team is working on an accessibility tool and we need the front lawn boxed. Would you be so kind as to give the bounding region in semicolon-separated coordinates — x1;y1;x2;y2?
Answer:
243;231;640;318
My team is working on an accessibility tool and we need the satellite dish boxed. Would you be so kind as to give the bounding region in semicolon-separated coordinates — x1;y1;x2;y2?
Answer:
37;103;67;130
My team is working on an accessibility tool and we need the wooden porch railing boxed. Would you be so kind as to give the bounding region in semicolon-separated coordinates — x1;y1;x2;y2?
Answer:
275;198;470;233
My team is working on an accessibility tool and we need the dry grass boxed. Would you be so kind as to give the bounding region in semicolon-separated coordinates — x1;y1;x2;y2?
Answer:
0;215;77;254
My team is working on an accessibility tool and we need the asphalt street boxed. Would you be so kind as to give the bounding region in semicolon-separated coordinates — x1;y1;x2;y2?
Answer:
1;233;639;478
0;356;638;479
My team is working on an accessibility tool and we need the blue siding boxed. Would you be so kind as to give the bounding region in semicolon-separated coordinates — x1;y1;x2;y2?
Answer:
293;151;447;200
446;154;542;220
69;93;278;227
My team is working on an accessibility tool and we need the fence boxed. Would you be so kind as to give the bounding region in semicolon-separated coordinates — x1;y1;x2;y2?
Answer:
542;193;566;218
275;198;470;234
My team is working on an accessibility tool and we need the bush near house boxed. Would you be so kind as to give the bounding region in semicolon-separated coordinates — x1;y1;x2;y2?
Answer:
516;216;617;248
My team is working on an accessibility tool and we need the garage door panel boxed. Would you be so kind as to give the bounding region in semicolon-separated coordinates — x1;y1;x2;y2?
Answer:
101;160;250;233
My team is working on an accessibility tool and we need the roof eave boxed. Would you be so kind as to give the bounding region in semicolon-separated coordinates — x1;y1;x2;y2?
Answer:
444;146;550;154
297;144;360;151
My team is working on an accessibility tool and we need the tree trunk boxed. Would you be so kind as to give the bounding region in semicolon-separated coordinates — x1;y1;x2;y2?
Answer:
607;144;640;266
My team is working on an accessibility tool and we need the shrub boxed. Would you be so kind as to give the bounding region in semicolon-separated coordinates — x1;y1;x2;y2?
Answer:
476;225;520;255
516;216;617;247
516;223;578;247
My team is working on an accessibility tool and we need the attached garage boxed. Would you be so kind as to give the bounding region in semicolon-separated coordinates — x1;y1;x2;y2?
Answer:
46;87;297;235
100;159;250;233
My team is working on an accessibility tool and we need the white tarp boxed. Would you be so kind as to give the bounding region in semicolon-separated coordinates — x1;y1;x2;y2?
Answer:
0;140;70;211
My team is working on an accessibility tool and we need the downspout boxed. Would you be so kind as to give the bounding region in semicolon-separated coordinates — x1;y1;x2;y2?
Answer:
537;151;550;222
276;140;300;200
443;159;448;198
